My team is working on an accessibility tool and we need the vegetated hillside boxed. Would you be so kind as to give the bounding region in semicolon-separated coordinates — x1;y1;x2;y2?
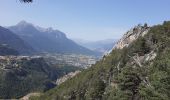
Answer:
0;44;19;56
31;21;170;100
8;21;101;56
0;56;80;99
0;26;34;54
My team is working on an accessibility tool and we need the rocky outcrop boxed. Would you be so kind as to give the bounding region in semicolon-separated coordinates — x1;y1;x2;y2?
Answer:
127;50;157;68
113;24;150;49
20;93;41;100
56;71;81;85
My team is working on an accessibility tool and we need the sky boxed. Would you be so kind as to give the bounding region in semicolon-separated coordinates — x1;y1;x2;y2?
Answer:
0;0;170;41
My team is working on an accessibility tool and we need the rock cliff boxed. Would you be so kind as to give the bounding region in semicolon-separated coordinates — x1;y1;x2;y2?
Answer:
56;71;81;85
114;24;150;49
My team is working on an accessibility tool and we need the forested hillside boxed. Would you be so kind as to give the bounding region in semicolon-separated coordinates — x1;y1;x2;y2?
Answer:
31;21;170;100
0;26;34;54
0;56;80;99
0;44;19;56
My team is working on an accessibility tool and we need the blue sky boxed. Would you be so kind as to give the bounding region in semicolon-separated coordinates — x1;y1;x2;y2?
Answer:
0;0;170;41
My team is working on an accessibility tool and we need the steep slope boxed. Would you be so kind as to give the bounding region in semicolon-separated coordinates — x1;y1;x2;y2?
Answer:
32;21;170;100
0;44;19;56
8;21;100;56
0;26;34;54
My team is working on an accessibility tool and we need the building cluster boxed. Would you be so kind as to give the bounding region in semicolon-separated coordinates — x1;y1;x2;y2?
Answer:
0;54;98;70
42;53;98;68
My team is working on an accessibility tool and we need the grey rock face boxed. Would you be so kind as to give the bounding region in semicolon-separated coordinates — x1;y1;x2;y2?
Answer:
114;25;150;49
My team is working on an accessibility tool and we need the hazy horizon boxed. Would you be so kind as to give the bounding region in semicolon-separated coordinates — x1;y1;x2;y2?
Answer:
0;0;170;41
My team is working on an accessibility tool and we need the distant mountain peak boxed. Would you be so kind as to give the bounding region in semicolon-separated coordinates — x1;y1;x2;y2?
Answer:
35;26;66;38
16;21;64;35
46;27;53;31
15;21;37;32
17;20;32;26
36;26;55;33
8;21;99;56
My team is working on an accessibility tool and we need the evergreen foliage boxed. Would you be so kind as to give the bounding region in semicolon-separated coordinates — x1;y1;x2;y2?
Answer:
0;57;80;99
0;45;19;56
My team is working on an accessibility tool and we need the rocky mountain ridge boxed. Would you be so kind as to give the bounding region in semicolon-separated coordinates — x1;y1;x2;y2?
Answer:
113;24;150;49
8;21;100;56
56;70;81;85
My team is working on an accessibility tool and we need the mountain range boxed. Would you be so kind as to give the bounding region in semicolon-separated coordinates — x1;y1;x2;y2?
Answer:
31;21;170;100
8;21;100;56
2;20;170;100
0;21;101;99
